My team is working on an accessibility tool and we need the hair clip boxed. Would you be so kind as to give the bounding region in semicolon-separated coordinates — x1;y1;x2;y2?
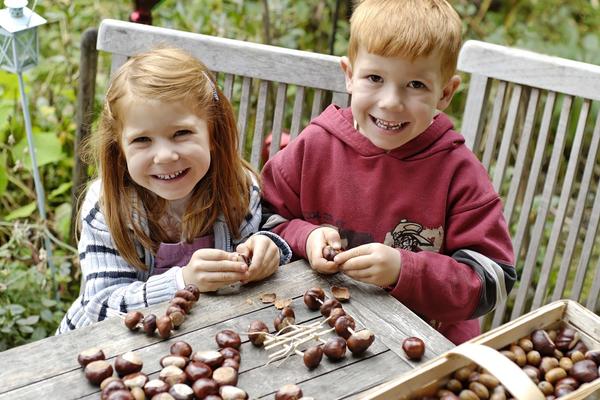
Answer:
202;71;219;102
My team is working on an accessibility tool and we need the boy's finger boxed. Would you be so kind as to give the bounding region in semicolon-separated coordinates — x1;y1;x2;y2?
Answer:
338;255;371;271
323;229;342;249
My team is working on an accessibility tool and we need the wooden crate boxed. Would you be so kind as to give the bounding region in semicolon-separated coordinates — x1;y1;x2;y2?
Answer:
361;300;600;400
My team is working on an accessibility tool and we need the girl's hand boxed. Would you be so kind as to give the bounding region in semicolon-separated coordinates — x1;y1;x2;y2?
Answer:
182;249;249;292
335;243;401;287
305;227;342;274
236;235;280;283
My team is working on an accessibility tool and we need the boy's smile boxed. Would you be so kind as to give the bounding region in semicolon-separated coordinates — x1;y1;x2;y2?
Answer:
341;47;459;150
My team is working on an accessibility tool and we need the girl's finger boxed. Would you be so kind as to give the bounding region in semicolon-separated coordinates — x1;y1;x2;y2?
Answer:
191;248;232;261
192;260;248;273
203;271;249;283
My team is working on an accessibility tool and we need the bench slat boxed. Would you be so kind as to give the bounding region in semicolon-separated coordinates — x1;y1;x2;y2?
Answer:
250;80;269;169
481;81;506;170
237;76;253;153
290;86;306;140
492;84;522;193
270;83;287;159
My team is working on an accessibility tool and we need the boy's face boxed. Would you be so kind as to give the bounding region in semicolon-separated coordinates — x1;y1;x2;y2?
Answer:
341;47;460;150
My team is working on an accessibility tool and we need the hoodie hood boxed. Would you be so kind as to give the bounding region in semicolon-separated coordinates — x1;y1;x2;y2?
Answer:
312;104;465;160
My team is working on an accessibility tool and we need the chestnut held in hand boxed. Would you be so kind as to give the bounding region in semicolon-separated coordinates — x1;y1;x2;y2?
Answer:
402;336;425;360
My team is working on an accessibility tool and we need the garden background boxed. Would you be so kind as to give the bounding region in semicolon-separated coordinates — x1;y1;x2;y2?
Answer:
0;0;599;351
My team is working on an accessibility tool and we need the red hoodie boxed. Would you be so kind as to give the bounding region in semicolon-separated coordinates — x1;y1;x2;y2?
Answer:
261;105;515;344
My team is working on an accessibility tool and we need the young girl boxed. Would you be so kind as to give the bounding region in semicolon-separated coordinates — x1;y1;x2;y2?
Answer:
58;48;291;333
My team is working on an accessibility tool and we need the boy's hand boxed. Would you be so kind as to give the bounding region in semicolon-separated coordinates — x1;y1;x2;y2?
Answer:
182;249;249;292
335;243;401;287
305;227;342;274
236;235;280;283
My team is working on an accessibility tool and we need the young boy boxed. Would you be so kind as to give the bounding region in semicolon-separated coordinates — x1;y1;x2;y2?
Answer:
261;0;516;345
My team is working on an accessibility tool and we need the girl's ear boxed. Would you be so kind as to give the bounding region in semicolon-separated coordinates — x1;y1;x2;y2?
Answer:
437;75;461;111
340;56;354;94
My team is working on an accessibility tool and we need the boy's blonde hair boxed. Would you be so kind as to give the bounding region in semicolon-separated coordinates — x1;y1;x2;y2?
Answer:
348;0;462;82
82;47;254;270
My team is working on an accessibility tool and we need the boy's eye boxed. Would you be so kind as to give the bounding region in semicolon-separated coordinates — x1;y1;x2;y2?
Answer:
408;81;426;89
367;75;383;83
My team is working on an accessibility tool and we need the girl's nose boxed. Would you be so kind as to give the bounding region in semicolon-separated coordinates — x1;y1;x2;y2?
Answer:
153;146;180;164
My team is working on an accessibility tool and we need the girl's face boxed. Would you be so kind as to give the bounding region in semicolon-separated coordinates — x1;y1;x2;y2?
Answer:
119;96;211;205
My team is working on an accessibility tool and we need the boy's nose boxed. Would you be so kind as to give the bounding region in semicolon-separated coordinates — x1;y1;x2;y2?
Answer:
379;87;404;110
153;145;180;164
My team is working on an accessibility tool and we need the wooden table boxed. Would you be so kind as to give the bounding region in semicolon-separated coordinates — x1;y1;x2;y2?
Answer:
0;260;454;399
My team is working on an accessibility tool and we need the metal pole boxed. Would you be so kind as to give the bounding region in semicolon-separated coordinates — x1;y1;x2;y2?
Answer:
16;70;57;291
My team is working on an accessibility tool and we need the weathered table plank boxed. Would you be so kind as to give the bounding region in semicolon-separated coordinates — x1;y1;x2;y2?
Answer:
0;260;453;399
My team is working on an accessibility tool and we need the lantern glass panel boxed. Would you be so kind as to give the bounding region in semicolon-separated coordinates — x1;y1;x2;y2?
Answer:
0;29;15;72
14;28;37;71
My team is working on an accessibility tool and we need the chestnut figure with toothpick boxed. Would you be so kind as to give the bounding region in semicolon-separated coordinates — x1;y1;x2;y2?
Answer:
57;47;291;334
261;0;515;346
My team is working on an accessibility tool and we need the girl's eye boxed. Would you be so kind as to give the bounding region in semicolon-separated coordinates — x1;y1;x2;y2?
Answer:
367;75;383;83
131;136;150;144
174;129;192;137
408;81;426;89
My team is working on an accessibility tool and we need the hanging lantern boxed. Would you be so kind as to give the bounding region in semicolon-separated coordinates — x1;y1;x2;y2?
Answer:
0;0;46;73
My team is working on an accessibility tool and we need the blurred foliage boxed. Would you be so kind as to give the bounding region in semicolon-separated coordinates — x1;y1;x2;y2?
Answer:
0;0;598;350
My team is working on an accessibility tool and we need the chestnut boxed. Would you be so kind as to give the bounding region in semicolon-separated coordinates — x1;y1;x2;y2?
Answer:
555;327;579;351
216;329;242;349
184;360;213;382
156;315;173;339
121;372;148;389
570;359;599;382
78;347;106;367
130;387;145;400
85;360;114;385
531;329;556;356
248;320;269;346
275;384;303;400
222;358;240;371
105;390;134;400
159;365;187;385
327;307;346;327
124;311;144;330
219;385;248;400
170;341;193;358
166;306;186;329
585;349;600;365
192;350;224;368
347;329;375;355
212;366;238;386
144;379;170;397
323;336;347;361
303;287;325;310
320;298;342;317
192;378;219;398
101;379;127;400
402;337;425;361
184;284;201;301
160;355;188;369
566;340;589;356
274;307;296;331
220;347;241;363
334;315;355;339
170;297;191;314
142;313;157;336
174;289;197;303
303;345;323;369
169;383;195;400
114;351;143;377
323;245;340;262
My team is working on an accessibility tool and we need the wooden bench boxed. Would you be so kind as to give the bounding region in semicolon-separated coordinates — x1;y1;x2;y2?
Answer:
73;19;600;331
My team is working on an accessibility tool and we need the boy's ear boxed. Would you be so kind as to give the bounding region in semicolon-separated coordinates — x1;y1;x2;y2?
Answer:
340;56;354;93
437;75;461;111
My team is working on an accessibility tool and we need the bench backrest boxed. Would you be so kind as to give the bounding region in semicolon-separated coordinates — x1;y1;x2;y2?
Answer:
458;40;600;328
97;19;348;170
76;21;600;329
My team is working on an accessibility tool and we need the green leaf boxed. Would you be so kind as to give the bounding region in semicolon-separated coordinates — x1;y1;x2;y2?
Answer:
48;182;73;200
11;131;65;169
53;202;72;240
4;201;37;221
31;326;47;341
19;325;34;334
16;315;40;325
0;101;13;135
41;298;57;307
7;304;25;315
40;309;53;322
0;152;7;196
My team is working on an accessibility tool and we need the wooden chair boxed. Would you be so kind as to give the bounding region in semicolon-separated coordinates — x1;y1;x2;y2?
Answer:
457;40;600;328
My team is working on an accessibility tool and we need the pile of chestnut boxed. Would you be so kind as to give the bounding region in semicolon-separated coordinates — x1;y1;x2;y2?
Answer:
77;329;250;399
416;326;600;399
123;284;201;339
247;286;375;370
